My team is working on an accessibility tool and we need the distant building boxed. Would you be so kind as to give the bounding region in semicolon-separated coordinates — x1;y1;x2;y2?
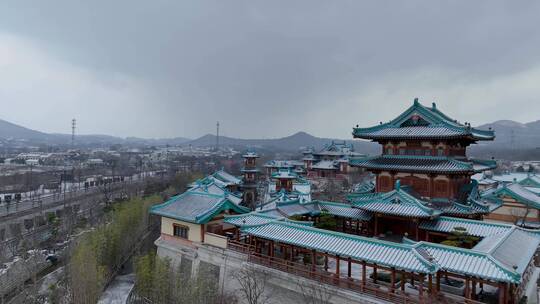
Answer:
303;141;364;179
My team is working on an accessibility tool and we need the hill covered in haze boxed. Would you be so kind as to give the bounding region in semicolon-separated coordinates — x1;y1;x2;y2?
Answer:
186;131;380;154
2;116;540;158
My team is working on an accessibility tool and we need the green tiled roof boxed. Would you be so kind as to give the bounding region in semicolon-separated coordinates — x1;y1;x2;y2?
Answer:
150;190;250;224
242;221;435;274
271;169;298;179
518;174;540;188
224;213;283;227
241;221;535;283
349;155;496;174
316;200;372;221
420;216;512;237
414;242;520;283
352;185;440;218
352;99;495;141
486;183;540;209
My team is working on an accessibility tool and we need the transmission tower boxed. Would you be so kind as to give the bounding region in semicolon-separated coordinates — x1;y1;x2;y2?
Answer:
216;121;220;152
71;119;76;148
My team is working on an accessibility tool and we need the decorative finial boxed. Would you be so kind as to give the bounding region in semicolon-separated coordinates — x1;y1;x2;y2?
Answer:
395;179;401;190
432;102;436;109
414;98;419;105
356;124;359;128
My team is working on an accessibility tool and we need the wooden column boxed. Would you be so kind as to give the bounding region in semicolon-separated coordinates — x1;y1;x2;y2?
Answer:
418;275;425;303
498;283;506;304
361;261;367;291
267;240;273;257
290;245;294;261
428;274;433;295
464;277;471;299
415;219;419;241
311;249;317;273
335;255;341;279
400;272;405;291
324;254;328;271
471;279;477;300
373;265;378;284
435;272;441;293
347;257;352;278
374;215;379;236
390;268;396;293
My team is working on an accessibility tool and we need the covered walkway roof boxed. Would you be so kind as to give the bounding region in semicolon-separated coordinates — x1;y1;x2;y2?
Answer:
240;220;539;284
242;221;435;274
420;216;512;238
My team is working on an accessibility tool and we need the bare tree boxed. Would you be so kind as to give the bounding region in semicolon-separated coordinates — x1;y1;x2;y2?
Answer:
232;264;271;304
296;280;336;304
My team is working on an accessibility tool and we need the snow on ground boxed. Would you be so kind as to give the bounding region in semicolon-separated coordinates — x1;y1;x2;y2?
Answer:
39;267;64;295
98;274;135;304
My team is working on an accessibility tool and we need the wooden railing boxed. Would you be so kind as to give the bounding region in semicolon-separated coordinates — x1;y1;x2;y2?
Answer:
228;240;486;304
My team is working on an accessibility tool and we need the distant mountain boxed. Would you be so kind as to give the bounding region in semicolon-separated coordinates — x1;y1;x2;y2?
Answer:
476;120;540;148
0;119;49;140
0;118;190;147
186;131;380;154
2;114;539;156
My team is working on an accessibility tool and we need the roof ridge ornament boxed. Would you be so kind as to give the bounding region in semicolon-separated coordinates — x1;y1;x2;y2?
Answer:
432;102;437;109
414;97;419;105
395;179;401;191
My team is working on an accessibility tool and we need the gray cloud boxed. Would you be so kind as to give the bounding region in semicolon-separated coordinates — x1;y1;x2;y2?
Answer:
0;0;539;139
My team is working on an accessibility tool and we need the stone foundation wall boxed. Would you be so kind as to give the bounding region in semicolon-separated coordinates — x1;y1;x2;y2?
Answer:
155;237;386;304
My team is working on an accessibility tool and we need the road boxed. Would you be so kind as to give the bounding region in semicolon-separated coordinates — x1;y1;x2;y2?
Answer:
0;172;158;219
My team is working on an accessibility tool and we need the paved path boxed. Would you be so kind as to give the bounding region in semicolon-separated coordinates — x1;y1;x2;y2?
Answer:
98;274;136;304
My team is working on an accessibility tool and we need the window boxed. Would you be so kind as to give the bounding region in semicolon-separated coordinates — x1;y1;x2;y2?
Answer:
173;224;189;239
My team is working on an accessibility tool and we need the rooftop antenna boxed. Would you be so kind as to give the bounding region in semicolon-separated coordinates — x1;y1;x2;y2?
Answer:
71;118;76;148
216;121;220;152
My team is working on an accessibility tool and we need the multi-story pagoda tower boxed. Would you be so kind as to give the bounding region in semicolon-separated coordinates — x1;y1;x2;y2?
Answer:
241;151;260;208
352;98;496;200
349;99;499;237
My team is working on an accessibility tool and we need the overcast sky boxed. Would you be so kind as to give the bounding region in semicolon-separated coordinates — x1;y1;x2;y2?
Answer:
0;1;539;139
